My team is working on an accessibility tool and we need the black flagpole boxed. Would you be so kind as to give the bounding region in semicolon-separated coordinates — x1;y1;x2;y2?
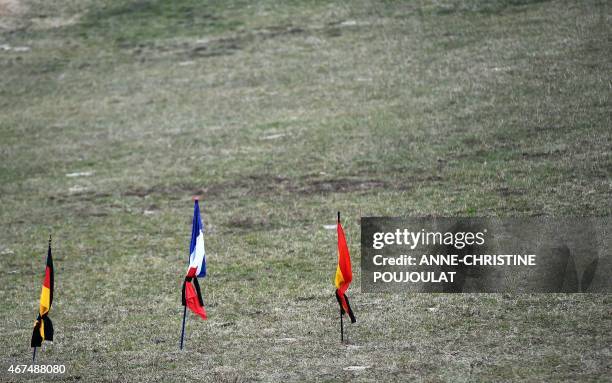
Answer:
340;308;344;342
338;211;344;343
179;305;187;350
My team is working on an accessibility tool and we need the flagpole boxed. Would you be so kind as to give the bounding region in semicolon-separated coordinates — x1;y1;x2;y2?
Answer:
179;306;187;350
337;211;343;342
180;195;200;351
340;308;344;342
32;347;37;363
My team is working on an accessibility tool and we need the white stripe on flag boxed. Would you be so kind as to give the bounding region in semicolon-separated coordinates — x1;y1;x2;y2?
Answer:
189;230;205;275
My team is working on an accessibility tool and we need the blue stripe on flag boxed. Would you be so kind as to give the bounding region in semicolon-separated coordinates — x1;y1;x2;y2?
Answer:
189;200;206;277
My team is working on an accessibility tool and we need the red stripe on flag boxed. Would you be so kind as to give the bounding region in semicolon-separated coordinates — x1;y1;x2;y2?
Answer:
337;222;352;294
42;266;51;289
185;282;207;320
186;267;197;278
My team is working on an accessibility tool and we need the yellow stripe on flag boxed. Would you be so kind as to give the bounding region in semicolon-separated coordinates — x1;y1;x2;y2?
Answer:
39;286;50;316
334;264;344;289
39;318;45;340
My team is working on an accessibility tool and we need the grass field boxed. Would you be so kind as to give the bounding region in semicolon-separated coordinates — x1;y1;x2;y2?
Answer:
1;0;611;381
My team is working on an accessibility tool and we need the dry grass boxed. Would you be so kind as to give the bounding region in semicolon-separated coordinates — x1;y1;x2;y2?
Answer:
0;0;610;381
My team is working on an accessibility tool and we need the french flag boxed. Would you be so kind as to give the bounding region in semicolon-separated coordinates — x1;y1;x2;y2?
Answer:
187;200;206;278
182;200;207;319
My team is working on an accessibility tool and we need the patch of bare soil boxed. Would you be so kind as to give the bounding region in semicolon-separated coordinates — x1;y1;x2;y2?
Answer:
0;0;79;31
225;216;272;231
0;0;27;30
119;174;393;200
188;26;307;58
190;36;243;58
0;0;24;16
30;13;80;29
135;23;345;59
48;173;409;208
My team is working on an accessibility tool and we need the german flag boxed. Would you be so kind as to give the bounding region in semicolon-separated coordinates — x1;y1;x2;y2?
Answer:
31;236;54;348
334;213;356;323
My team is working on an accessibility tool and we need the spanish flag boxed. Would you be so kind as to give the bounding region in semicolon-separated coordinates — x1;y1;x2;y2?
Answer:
31;236;54;347
334;213;356;323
